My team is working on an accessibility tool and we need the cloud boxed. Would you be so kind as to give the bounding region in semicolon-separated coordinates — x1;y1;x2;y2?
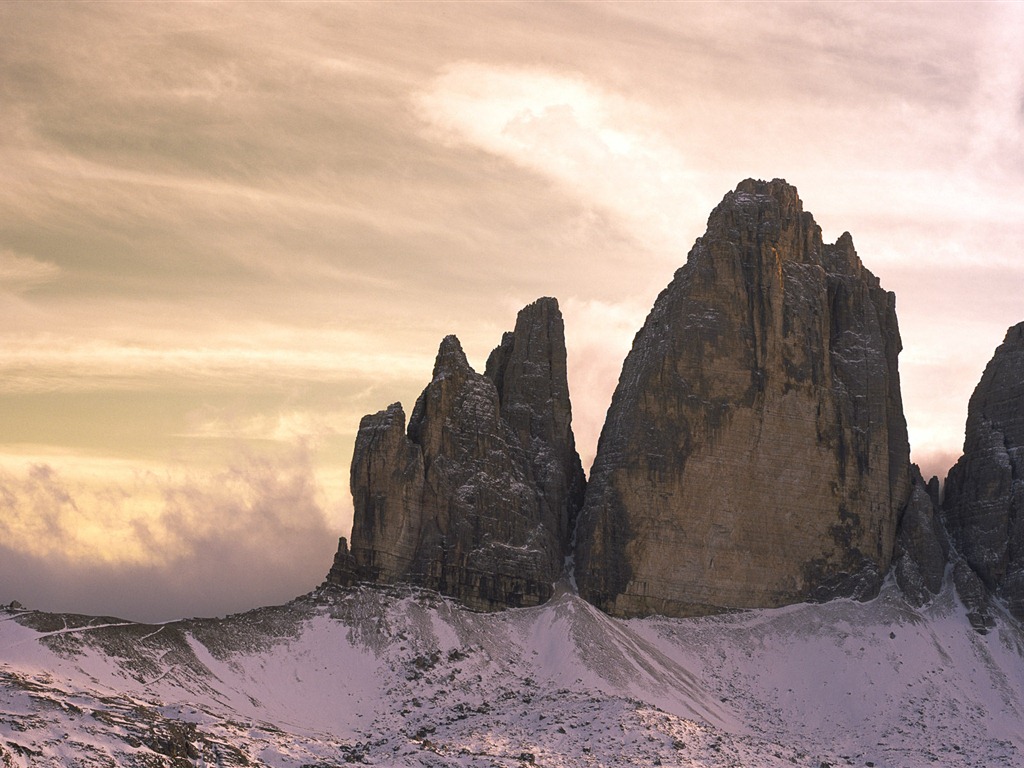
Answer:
0;446;339;622
180;409;339;445
415;62;708;259
0;325;433;394
0;250;61;290
967;2;1024;176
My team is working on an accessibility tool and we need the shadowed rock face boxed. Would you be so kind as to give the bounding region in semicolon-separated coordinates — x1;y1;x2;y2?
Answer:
484;298;587;551
944;321;1024;620
327;298;585;610
575;178;912;618
894;467;948;607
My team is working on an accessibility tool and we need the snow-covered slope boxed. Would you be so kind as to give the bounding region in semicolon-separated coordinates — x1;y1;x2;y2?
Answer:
1;582;1022;767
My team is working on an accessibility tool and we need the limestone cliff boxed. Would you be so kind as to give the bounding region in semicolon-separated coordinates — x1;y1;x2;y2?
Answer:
575;178;912;618
327;298;585;610
944;321;1024;620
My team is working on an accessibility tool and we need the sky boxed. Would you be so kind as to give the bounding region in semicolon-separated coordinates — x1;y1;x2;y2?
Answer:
0;1;1022;623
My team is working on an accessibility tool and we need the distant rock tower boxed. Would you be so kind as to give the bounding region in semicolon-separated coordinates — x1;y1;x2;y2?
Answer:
944;321;1024;620
575;179;913;617
327;298;586;610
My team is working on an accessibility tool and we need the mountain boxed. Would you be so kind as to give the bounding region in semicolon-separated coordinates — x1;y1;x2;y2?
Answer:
326;179;1024;626
944;321;1024;621
576;179;912;618
327;298;585;611
2;584;1023;767
3;180;1024;766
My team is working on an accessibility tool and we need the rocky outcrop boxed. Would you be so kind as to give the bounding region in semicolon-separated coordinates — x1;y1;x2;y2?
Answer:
944;321;1024;621
327;298;585;610
575;178;912;618
894;467;948;607
484;298;587;550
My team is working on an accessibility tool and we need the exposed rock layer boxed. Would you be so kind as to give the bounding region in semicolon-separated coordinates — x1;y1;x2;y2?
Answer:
575;179;912;618
944;321;1024;620
327;298;585;610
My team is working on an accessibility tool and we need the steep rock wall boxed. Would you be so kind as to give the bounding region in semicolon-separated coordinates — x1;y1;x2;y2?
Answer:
944;321;1024;620
575;179;912;617
327;298;585;610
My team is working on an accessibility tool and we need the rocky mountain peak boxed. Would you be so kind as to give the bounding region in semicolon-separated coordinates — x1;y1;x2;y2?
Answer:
433;334;472;377
894;465;949;607
328;298;585;610
701;178;818;262
484;296;586;550
575;178;912;618
730;177;803;217
327;179;951;622
485;297;563;406
966;322;1024;438
944;320;1024;620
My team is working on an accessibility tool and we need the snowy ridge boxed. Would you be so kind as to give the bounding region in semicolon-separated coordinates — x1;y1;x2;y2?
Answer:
1;583;1022;766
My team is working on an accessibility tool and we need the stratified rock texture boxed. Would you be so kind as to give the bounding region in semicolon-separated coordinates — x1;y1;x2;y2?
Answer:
944;321;1024;620
894;467;948;607
327;298;585;610
575;179;911;618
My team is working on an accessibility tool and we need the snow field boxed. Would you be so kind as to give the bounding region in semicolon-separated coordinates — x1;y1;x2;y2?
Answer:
0;582;1022;766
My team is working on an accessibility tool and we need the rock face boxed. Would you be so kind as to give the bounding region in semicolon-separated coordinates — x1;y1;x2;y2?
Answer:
944;321;1024;620
575;179;912;618
893;467;948;607
484;299;588;550
327;298;585;610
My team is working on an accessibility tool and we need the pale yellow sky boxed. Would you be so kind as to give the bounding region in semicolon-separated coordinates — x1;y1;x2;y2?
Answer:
1;1;1022;621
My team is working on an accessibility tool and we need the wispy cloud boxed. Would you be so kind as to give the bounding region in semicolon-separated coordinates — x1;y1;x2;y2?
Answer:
0;326;433;393
967;2;1024;177
0;250;61;291
416;63;708;259
560;297;649;472
180;409;341;446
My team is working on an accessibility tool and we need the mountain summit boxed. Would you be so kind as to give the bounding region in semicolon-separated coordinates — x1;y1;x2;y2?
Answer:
327;297;585;610
329;179;1024;626
575;178;912;617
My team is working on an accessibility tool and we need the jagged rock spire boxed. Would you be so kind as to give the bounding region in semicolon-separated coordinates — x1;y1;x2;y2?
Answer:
484;297;586;551
328;298;585;610
574;178;912;618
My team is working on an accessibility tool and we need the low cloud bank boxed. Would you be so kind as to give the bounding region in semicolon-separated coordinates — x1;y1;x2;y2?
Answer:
0;446;338;623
